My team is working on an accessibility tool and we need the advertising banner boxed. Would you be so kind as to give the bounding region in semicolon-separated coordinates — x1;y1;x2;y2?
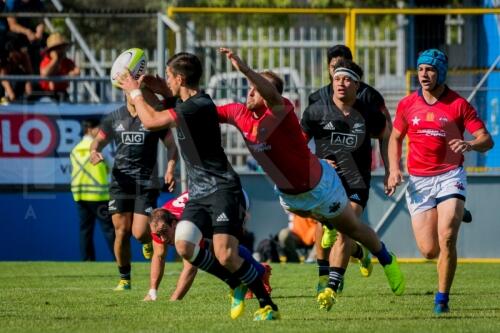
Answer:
0;103;121;186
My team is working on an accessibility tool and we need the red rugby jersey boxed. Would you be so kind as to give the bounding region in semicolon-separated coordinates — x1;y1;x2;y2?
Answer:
217;98;321;193
393;88;485;176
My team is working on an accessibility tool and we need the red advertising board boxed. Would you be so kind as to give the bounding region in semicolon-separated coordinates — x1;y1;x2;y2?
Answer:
0;103;120;185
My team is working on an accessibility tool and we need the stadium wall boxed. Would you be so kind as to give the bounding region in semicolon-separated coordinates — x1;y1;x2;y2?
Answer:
0;174;499;261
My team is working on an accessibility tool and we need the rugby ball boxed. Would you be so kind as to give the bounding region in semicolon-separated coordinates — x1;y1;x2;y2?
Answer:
110;48;147;88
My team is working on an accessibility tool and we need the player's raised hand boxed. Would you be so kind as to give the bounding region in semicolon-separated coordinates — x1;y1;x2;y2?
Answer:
219;48;250;73
116;69;141;93
142;74;171;97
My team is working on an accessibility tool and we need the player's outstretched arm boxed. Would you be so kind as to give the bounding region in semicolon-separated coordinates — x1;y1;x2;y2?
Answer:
117;71;176;130
219;47;283;110
144;241;166;301
170;259;198;301
387;128;405;196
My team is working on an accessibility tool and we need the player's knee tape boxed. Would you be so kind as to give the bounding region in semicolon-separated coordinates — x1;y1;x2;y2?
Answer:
174;220;203;261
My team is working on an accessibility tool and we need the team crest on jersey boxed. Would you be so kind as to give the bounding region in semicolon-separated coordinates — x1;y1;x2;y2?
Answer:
139;123;149;132
251;125;258;137
352;122;365;133
122;132;145;144
426;112;435;122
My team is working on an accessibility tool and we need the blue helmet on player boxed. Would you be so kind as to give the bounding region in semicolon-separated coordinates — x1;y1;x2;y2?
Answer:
417;49;448;85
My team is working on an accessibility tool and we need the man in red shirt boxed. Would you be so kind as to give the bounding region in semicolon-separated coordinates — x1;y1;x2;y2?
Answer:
143;191;271;302
39;32;80;101
387;49;494;314
216;48;405;311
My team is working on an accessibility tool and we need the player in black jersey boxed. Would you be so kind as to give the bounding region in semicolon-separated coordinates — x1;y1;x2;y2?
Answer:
302;57;391;309
309;45;392;131
90;88;178;291
117;52;279;320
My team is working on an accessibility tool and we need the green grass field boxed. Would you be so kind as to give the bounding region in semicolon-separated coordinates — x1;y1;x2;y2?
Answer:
1;261;499;332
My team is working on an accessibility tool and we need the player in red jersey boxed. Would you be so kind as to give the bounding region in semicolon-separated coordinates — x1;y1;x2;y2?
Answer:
143;191;272;302
387;49;494;314
216;48;405;310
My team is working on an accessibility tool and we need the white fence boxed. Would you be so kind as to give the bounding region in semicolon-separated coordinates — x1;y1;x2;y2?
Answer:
184;22;406;170
74;21;406;170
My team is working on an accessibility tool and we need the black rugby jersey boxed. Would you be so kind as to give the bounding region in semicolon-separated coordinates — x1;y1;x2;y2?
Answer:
301;89;386;190
171;92;241;200
100;106;168;189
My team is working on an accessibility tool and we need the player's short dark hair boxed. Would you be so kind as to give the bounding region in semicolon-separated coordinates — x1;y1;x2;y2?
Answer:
81;119;100;133
333;58;364;80
260;70;284;94
327;45;353;65
166;52;202;87
150;208;177;226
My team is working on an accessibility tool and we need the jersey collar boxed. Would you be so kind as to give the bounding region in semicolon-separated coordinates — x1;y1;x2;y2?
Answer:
417;85;449;105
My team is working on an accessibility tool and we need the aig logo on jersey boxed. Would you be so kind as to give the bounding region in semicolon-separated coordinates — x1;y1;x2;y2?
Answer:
331;132;357;148
121;131;145;145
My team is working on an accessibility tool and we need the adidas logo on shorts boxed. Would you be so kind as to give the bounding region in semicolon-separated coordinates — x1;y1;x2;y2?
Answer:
216;212;229;223
349;193;361;201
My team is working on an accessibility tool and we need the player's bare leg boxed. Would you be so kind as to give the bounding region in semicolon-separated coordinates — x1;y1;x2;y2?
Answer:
112;212;133;290
132;213;153;259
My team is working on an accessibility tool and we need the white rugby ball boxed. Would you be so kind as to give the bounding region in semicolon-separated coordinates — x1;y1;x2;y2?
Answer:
110;48;147;88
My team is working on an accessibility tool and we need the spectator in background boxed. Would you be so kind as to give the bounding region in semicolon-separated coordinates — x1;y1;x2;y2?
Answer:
278;213;317;263
4;0;45;73
0;33;33;102
70;119;115;261
39;32;80;102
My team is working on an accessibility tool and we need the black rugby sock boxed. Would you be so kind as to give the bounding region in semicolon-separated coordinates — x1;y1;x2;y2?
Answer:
235;260;277;310
191;248;240;289
118;264;131;280
327;266;346;292
352;243;364;260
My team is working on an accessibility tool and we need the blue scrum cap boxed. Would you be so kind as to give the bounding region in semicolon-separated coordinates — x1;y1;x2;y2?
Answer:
417;49;448;85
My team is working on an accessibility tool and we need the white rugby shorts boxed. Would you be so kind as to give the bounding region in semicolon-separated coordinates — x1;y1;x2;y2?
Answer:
405;166;467;216
276;159;348;223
